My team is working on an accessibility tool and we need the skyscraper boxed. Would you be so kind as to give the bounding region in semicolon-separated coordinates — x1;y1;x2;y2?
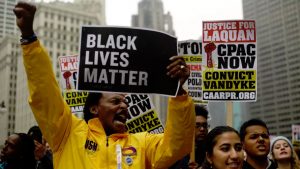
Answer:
132;0;175;35
0;0;18;41
242;0;300;138
0;36;19;145
131;0;175;124
0;0;19;145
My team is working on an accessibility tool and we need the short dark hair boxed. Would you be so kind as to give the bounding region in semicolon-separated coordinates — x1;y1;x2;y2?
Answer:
195;105;208;119
27;125;42;143
15;133;36;168
239;118;269;141
205;126;240;156
83;92;102;123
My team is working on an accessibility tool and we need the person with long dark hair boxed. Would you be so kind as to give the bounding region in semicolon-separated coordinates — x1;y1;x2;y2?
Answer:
201;126;244;169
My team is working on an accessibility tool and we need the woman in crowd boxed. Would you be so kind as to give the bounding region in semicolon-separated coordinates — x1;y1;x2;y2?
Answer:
0;133;36;169
201;126;244;169
270;136;300;169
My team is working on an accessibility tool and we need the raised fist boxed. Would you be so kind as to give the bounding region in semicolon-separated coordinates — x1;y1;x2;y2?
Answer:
13;1;36;37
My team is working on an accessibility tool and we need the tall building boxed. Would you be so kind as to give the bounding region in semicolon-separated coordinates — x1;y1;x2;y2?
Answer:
242;0;300;139
73;0;106;24
12;0;105;134
132;0;175;35
131;0;175;124
0;0;19;145
0;36;19;145
0;0;18;41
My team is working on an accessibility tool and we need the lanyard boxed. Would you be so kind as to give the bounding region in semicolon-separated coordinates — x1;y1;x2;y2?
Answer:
116;144;122;169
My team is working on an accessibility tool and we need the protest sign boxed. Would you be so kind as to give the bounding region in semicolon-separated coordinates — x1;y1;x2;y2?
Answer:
59;55;79;90
58;55;87;118
63;91;88;114
202;20;257;101
77;26;178;96
125;94;164;134
292;124;300;148
178;40;208;105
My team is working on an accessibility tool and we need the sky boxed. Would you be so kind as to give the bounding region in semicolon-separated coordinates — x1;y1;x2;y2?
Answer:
106;0;243;40
43;0;243;41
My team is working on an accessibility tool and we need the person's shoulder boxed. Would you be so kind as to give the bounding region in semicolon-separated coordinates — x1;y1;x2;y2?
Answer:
0;161;8;169
129;131;147;138
130;131;164;141
267;159;277;169
242;161;255;169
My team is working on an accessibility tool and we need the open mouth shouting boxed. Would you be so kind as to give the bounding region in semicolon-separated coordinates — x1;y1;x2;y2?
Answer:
113;110;129;132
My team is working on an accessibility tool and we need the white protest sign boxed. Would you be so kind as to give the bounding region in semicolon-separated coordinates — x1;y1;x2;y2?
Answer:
178;40;208;105
202;20;257;101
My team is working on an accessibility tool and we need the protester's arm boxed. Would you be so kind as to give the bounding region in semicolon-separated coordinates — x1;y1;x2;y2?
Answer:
14;2;72;152
145;94;195;168
145;56;196;168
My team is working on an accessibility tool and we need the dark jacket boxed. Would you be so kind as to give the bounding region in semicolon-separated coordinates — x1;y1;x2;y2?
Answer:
169;141;206;169
243;160;277;169
36;151;53;169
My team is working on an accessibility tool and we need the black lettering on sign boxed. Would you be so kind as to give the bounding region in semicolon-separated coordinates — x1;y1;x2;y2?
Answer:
188;91;202;97
205;71;254;80
66;92;88;99
73;71;77;87
149;126;164;134
178;42;189;54
188;78;201;85
217;44;256;56
218;56;255;69
126;111;155;130
178;42;202;55
125;94;149;105
66;97;87;105
127;98;152;120
203;81;256;90
85;139;98;152
191;42;202;54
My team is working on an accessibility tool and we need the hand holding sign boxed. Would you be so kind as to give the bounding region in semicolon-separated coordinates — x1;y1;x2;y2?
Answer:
167;56;190;95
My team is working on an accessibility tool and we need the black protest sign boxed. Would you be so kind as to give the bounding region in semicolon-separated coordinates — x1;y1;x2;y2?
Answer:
77;26;178;96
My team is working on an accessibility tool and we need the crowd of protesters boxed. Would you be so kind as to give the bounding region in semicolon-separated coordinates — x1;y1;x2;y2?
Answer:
2;119;300;169
0;126;53;169
1;1;300;169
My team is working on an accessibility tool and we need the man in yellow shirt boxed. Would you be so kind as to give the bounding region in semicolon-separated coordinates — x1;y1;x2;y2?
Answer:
14;2;195;169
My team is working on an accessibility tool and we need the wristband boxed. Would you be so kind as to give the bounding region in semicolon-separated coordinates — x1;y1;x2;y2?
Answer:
20;34;37;45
